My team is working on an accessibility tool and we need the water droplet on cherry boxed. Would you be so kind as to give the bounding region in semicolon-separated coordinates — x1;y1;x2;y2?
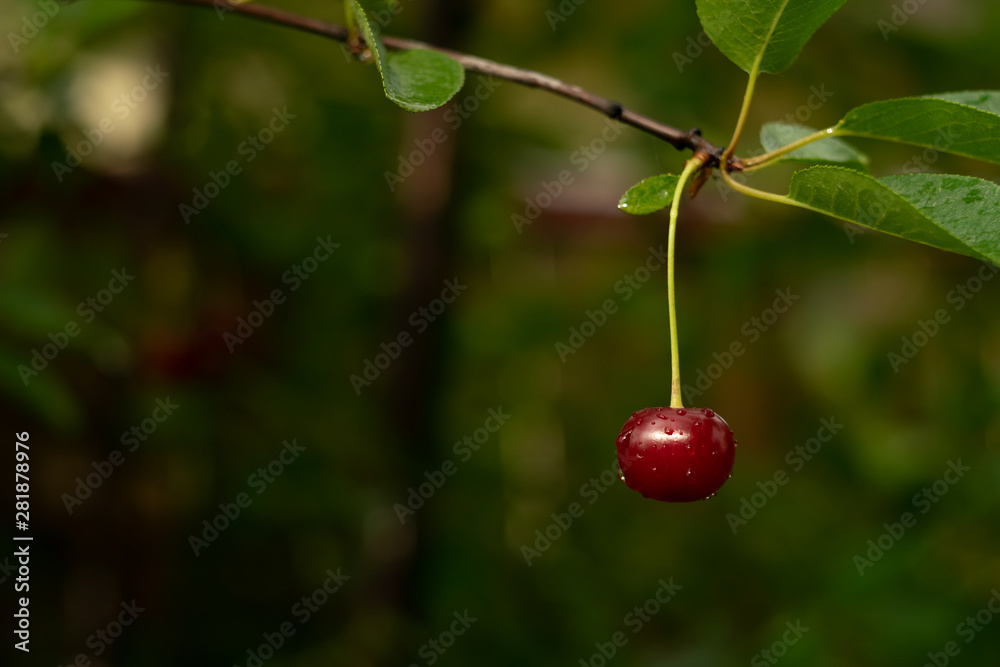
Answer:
616;406;736;502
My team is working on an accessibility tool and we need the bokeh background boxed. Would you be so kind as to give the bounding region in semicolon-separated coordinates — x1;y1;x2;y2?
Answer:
1;0;999;665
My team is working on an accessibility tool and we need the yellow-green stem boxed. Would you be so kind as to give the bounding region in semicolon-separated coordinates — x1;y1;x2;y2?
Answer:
740;124;843;172
719;167;831;217
719;167;791;206
722;70;760;164
667;155;706;408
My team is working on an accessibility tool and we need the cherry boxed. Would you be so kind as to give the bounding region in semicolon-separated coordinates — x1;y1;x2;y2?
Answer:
614;156;737;502
616;407;736;502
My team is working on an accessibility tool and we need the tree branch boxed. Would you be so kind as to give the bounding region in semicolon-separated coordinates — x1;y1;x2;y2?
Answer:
148;0;741;170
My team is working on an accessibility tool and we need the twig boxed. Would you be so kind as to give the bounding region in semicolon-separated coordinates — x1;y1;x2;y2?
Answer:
146;0;742;170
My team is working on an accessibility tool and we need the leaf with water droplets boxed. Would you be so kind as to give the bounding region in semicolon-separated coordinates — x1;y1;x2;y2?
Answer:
618;174;680;215
760;122;869;169
837;92;1000;166
786;166;1000;263
346;0;464;112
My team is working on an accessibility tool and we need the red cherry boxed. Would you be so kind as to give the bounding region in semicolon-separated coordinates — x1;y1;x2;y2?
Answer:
616;407;736;502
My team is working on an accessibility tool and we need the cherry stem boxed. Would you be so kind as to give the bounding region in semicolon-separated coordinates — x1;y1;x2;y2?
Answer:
667;155;706;409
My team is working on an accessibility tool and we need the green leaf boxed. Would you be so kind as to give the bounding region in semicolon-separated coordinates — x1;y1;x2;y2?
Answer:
838;92;1000;165
695;0;845;75
381;50;466;112
879;173;1000;264
618;174;680;215
786;166;1000;263
346;0;464;112
930;90;1000;115
760;122;868;169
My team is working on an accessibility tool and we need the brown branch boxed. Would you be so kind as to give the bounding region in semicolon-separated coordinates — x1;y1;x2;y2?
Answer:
148;0;740;170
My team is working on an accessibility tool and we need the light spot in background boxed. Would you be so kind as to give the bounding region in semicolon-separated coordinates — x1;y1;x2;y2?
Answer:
62;48;170;173
511;147;641;221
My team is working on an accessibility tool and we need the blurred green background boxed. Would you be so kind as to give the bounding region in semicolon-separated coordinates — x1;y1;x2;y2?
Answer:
1;0;999;665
